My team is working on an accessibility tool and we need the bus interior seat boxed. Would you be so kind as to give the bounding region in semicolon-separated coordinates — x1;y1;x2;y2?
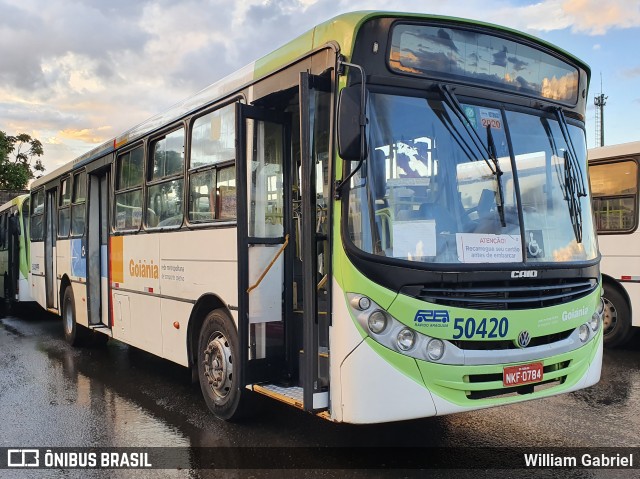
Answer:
418;202;456;233
477;188;496;218
395;208;417;221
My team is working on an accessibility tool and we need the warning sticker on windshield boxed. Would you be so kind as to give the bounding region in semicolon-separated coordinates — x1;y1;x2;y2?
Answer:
456;233;522;263
479;108;502;129
393;220;437;259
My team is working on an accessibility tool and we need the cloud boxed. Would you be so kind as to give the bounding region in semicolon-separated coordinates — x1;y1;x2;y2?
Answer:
561;0;640;35
1;0;639;171
622;66;640;78
59;127;113;144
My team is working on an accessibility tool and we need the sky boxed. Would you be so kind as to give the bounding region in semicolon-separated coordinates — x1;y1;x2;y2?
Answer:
1;0;639;174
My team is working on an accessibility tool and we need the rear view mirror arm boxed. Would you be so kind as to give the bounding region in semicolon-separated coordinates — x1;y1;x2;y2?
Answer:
335;59;368;199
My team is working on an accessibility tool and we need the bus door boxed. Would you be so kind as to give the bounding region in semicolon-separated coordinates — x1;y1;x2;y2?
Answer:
44;189;58;309
86;170;110;328
237;103;291;387
7;209;20;300
298;72;331;412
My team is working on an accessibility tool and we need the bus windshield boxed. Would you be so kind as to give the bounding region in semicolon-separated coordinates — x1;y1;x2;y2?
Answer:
347;92;598;265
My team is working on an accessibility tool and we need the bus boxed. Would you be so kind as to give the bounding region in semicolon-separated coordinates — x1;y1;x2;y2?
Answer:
0;194;33;308
28;11;603;423
588;141;639;347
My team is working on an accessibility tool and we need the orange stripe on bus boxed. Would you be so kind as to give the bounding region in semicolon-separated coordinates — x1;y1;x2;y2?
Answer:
111;236;124;284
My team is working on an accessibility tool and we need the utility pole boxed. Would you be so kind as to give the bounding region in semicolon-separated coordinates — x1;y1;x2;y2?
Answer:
594;74;607;147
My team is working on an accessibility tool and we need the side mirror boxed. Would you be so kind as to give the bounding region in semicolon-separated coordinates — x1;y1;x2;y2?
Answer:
337;85;368;161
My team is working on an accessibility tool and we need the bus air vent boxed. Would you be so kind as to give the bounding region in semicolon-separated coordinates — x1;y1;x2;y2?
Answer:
408;278;597;310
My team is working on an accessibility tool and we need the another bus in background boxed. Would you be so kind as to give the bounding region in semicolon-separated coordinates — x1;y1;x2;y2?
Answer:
589;141;640;347
0;194;33;309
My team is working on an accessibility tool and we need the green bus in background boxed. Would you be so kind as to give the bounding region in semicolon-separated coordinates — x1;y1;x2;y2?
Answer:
0;194;33;308
28;11;603;423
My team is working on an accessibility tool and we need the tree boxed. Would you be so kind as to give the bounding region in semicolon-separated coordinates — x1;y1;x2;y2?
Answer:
0;131;46;190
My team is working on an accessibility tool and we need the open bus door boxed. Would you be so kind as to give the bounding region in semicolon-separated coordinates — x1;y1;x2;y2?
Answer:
236;69;332;413
236;103;291;387
44;188;58;310
298;72;331;412
86;168;110;328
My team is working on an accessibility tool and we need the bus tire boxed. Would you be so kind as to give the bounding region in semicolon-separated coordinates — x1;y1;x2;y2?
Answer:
62;287;90;346
602;283;632;348
197;309;247;421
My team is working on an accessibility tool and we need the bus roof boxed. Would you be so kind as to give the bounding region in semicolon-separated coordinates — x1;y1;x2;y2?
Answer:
0;193;29;213
32;11;590;189
589;141;640;161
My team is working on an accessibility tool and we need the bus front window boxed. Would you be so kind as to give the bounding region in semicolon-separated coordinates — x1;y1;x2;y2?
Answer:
346;92;598;265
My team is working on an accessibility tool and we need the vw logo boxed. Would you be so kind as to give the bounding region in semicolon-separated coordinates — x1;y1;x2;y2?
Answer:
516;330;531;348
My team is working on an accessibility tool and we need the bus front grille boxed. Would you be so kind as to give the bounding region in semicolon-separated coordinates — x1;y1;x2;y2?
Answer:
408;278;597;310
452;328;574;350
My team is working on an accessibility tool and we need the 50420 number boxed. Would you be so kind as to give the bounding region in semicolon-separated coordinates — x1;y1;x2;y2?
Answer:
452;317;508;339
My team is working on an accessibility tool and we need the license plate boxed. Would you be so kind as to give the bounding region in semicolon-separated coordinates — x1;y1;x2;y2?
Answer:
503;362;543;387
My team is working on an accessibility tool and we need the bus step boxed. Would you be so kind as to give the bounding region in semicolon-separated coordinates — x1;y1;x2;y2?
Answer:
252;384;304;410
90;324;111;330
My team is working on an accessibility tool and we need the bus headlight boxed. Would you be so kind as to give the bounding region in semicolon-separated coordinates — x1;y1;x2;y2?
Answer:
347;293;456;364
589;312;601;332
596;298;605;316
426;339;445;361
367;310;388;334
396;328;416;351
578;324;590;343
350;295;371;311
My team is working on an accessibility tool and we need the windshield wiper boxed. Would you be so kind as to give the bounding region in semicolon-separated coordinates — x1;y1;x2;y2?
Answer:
552;107;587;243
437;84;506;227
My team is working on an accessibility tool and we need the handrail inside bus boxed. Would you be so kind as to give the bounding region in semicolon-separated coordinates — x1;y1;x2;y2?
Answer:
247;234;290;294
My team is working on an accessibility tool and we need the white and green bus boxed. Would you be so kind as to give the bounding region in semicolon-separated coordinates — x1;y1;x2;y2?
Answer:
588;141;640;347
29;11;603;423
0;194;33;308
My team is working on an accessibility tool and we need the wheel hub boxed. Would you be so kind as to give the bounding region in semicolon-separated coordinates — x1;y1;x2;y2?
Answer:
203;333;233;399
63;301;73;335
602;297;617;335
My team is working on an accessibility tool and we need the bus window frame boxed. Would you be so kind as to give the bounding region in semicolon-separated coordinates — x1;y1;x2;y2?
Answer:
384;19;583;108
58;175;72;239
114;142;145;234
0;212;6;250
590;158;639;235
30;188;45;242
186;99;241;227
145;123;186;231
70;169;87;238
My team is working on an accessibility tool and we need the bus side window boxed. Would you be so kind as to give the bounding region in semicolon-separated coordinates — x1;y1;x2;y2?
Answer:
30;189;45;242
590;160;638;232
71;170;87;236
189;103;237;223
147;127;184;229
59;176;71;238
115;146;144;232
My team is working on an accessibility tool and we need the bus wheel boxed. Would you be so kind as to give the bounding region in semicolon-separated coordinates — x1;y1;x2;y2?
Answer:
198;309;246;421
62;287;89;346
602;284;632;348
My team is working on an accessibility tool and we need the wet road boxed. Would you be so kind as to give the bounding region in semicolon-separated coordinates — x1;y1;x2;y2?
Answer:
1;309;639;478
